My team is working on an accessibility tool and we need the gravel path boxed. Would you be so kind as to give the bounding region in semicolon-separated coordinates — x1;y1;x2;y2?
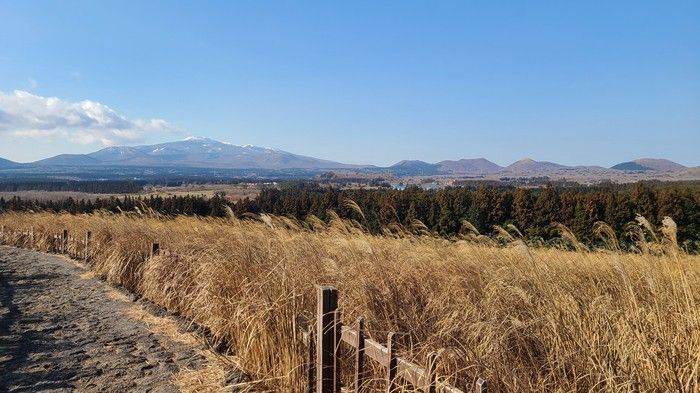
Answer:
0;246;226;392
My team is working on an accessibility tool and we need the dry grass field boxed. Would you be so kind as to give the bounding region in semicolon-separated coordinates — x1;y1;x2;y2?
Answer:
0;211;698;392
0;183;262;203
143;183;262;201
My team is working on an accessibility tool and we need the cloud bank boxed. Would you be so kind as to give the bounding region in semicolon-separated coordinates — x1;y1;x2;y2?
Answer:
0;90;174;146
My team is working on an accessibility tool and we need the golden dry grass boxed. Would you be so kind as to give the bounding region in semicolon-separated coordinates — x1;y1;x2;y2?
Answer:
0;211;698;392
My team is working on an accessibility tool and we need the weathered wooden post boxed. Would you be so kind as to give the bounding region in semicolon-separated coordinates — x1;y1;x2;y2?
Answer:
333;310;341;393
354;317;367;392
85;231;92;261
62;230;68;254
476;377;487;393
386;332;397;393
151;242;160;257
316;285;339;393
0;225;4;245
306;327;316;393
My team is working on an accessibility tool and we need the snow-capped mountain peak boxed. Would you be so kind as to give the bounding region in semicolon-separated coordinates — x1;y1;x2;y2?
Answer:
69;137;363;169
183;136;210;142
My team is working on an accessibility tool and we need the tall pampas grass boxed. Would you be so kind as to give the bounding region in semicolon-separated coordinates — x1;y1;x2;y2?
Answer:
593;221;620;251
0;211;698;392
552;222;588;252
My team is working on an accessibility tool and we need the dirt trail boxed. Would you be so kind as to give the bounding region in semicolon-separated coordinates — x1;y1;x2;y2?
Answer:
0;246;238;392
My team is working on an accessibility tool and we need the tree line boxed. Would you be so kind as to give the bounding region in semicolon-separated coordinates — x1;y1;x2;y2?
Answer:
233;181;700;249
0;194;230;218
0;180;147;193
1;181;698;251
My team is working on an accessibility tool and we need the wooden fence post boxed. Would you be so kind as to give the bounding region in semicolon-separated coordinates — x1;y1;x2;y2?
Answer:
354;317;367;392
333;310;341;393
316;286;339;393
387;332;397;393
0;225;4;245
306;327;316;393
476;377;487;393
151;242;160;257
62;230;68;254
85;231;92;261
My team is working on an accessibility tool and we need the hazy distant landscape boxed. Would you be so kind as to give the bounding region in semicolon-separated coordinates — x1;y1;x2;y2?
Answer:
1;137;698;186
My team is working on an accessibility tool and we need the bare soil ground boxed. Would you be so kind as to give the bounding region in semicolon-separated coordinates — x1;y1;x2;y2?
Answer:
0;247;240;392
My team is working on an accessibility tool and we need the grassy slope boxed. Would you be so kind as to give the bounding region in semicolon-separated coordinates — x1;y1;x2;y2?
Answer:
0;212;698;392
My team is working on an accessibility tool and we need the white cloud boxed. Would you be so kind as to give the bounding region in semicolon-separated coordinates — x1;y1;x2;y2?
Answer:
0;90;175;146
27;78;38;89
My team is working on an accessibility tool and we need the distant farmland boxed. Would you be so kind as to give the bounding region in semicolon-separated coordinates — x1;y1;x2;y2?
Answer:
0;183;262;202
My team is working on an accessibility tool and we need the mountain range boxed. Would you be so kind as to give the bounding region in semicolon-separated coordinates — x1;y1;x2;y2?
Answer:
0;157;19;169
611;158;687;172
388;157;691;176
29;137;363;170
0;137;695;177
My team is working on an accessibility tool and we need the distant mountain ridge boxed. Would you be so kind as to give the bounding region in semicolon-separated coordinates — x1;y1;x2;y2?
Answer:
611;158;687;172
388;158;503;176
0;137;694;177
387;157;691;176
502;158;566;173
35;154;101;166
611;162;652;171
25;137;365;170
0;157;19;169
389;160;440;175
437;158;503;174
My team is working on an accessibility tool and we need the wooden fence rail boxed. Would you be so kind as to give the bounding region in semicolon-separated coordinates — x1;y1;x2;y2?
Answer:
305;286;484;393
0;227;92;261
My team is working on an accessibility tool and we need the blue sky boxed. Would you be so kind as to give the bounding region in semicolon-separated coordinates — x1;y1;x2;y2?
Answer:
0;1;698;166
